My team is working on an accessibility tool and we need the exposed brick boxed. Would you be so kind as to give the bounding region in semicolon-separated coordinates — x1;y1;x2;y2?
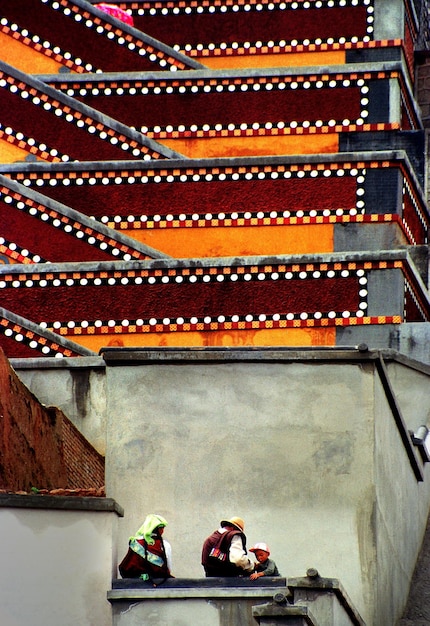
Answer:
0;348;104;491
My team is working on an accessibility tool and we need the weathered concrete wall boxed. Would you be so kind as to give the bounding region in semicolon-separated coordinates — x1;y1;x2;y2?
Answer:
11;349;430;625
373;369;430;625
373;0;404;41
386;361;430;430
111;590;279;626
100;352;428;626
0;496;122;626
337;323;430;366
398;512;430;624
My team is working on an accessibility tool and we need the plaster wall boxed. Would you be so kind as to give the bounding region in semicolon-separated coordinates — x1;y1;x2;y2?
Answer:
385;361;430;431
366;268;405;317
0;507;118;626
336;323;430;366
10;352;430;625
290;588;356;625
111;595;269;626
373;368;430;626
104;360;376;622
333;223;409;253
373;0;405;41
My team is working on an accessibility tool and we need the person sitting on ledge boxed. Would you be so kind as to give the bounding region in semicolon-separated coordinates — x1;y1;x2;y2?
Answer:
249;542;280;580
201;516;254;577
118;513;173;583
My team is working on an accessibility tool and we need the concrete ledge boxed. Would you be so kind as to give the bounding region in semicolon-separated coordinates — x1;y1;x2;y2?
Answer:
113;576;287;588
10;355;105;369
109;577;288;601
99;345;430;373
287;574;366;626
253;603;318;625
0;494;124;516
101;345;374;365
0;149;419;176
0;248;418;276
37;59;410;83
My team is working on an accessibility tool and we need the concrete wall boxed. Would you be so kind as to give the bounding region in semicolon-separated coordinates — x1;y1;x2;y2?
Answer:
104;359;372;604
373;369;430;625
337;323;430;366
100;352;428;625
110;588;283;626
0;497;121;626
11;349;430;625
374;0;405;41
386;361;430;430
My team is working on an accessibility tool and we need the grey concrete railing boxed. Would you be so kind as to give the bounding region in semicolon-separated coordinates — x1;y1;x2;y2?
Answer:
109;577;289;626
109;572;366;626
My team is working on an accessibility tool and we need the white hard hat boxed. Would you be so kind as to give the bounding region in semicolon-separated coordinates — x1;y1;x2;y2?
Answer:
250;542;270;554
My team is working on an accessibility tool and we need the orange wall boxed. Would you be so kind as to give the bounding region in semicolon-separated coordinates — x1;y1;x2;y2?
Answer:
59;326;337;352
196;50;346;70
130;224;334;258
0;32;64;74
0;137;42;164
161;134;339;159
0;131;339;164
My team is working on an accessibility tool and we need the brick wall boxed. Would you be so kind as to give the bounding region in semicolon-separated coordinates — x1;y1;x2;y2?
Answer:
0;348;67;490
416;57;430;125
62;415;104;489
0;348;104;491
415;56;430;201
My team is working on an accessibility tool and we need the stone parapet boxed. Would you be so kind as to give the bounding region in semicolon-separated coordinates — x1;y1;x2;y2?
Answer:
0;492;123;515
254;602;318;626
285;570;366;626
108;574;365;626
109;578;290;626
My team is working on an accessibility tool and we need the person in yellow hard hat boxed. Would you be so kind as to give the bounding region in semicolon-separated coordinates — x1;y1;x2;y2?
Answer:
201;516;254;577
249;542;280;580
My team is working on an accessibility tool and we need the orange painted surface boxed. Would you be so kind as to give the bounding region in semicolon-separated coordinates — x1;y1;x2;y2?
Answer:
129;224;334;258
0;32;64;74
63;326;337;352
161;134;339;159
0;138;40;164
196;50;346;70
0;135;337;171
